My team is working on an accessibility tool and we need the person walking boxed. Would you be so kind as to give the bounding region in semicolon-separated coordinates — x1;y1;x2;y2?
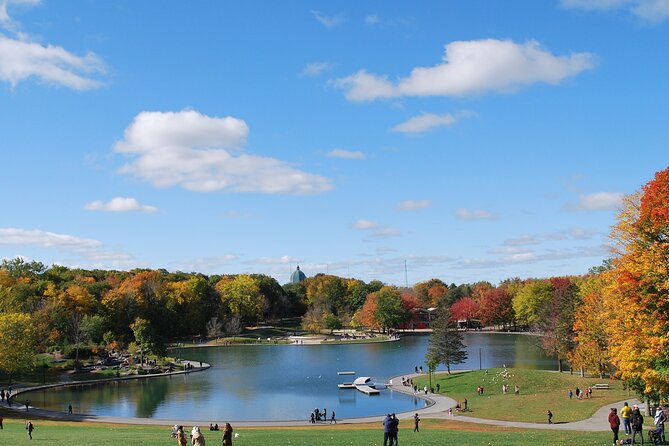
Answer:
547;409;553;424
413;413;420;432
621;402;632;435
631;405;644;445
222;423;233;446
330;410;336;424
609;407;620;446
26;421;34;440
68;404;73;414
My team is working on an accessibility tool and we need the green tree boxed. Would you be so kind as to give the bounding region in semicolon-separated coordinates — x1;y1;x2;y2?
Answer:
130;317;165;362
512;280;553;327
0;312;38;384
374;286;409;333
426;308;467;374
215;275;263;325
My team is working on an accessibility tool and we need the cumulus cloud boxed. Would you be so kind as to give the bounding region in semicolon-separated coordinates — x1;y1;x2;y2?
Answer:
392;112;464;133
561;0;669;23
567;192;624;211
365;14;380;25
85;197;158;213
455;208;499;221
335;39;594;101
169;255;238;273
310;10;345;28
327;148;365;160
351;219;400;238
301;61;334;77
113;110;332;195
396;199;431;211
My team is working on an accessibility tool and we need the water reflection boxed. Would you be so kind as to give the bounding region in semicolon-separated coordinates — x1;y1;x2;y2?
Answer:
28;333;553;421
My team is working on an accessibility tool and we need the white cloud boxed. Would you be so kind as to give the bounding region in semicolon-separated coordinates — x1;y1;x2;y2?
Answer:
373;227;401;238
392;112;457;133
335;39;594;101
561;0;669;23
568;192;624;211
254;255;299;265
310;10;345;28
0;33;106;90
327;148;365;160
0;227;135;267
396;199;431;211
0;0;40;27
169;255;238;273
351;219;379;230
301;61;334;77
365;14;380;25
455;208;499;221
85;197;158;213
114;110;332;195
504;235;542;246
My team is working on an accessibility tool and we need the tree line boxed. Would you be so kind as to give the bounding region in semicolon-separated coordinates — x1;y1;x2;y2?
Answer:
0;165;667;402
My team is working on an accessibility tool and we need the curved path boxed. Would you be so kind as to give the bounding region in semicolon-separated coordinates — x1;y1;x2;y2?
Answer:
2;368;641;431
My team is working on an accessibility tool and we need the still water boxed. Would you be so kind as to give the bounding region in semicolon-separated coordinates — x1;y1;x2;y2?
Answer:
28;333;553;421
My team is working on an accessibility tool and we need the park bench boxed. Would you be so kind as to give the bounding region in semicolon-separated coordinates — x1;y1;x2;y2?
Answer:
593;383;610;390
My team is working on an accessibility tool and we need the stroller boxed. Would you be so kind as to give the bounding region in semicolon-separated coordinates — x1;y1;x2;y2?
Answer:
648;427;664;445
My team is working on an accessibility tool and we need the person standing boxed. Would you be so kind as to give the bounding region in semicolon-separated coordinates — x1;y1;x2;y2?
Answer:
26;421;34;440
631;405;644;445
222;423;233;446
413;413;420;432
382;414;393;446
464;398;468;411
330;410;336;424
621;402;632;435
0;415;3;429
654;405;666;443
568;389;573;400
68;404;73;414
191;426;205;446
609;408;620;446
176;426;188;446
547;410;553;424
391;413;399;446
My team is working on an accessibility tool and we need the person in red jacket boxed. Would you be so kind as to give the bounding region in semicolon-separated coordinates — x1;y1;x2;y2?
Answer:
609;407;620;446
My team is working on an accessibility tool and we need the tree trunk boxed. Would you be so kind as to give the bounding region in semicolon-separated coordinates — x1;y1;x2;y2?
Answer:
580;367;585;378
557;358;563;372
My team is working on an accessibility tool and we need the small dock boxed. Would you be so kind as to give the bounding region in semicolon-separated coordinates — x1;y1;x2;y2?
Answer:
353;376;380;395
337;371;357;389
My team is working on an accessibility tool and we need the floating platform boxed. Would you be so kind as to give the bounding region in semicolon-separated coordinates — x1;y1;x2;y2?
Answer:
353;376;380;395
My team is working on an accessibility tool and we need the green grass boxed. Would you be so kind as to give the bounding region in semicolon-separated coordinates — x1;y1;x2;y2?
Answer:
0;417;617;446
414;368;630;423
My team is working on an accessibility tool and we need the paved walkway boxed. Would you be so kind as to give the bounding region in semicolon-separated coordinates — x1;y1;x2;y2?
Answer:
1;369;642;431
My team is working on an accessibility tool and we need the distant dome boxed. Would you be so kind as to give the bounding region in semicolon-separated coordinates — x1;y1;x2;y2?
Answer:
290;265;306;284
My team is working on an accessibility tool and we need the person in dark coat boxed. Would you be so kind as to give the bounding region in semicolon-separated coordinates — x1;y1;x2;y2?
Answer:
382;414;393;446
609;408;620;446
631;405;644;445
222;423;233;446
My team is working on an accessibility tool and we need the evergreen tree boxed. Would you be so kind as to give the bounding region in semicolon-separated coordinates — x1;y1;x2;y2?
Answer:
426;308;467;374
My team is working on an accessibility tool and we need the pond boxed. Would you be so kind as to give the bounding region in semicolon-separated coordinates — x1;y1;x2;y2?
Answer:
27;332;553;421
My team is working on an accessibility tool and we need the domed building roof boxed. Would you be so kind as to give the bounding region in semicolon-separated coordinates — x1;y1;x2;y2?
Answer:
290;265;306;284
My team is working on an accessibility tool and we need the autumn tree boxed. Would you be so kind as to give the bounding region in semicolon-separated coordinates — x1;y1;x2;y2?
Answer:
477;286;514;328
536;277;579;372
0;312;38;384
449;297;480;323
512;280;553;327
604;167;669;398
215;275;263;325
374;286;410;332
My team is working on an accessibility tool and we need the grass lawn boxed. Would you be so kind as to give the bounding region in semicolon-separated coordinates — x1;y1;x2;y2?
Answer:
0;417;616;446
413;368;631;423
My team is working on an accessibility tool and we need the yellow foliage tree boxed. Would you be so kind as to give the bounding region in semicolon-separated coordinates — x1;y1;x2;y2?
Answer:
0;312;38;383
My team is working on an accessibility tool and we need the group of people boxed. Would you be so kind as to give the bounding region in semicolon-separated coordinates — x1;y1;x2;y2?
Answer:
0;388;12;402
310;407;336;424
501;384;520;395
568;387;592;400
172;424;233;446
608;402;666;445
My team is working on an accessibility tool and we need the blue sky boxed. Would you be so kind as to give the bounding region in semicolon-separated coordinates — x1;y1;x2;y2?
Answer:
0;0;667;286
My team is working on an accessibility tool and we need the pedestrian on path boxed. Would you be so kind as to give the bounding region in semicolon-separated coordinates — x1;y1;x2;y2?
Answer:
68;404;72;414
382;414;393;446
330;411;336;424
609;407;620;446
414;413;420;432
175;426;188;446
547;410;553;424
